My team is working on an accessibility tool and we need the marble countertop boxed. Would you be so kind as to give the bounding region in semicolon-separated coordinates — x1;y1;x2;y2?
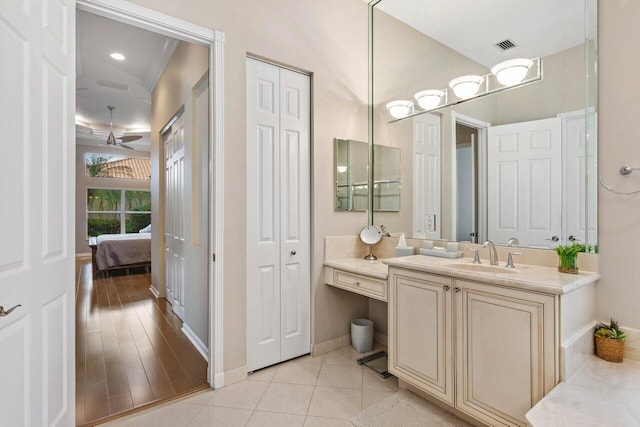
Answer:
383;255;600;295
324;258;389;279
526;356;640;426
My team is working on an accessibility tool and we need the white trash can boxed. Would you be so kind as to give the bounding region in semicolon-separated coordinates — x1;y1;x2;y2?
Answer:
351;319;374;352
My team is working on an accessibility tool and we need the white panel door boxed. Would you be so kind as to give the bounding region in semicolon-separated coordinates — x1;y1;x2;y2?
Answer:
487;118;561;248
413;113;441;240
562;111;587;245
164;114;187;320
246;58;310;371
247;59;283;371
279;69;311;362
0;0;75;425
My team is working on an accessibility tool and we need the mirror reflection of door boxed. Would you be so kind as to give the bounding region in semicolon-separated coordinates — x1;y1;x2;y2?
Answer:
456;124;478;243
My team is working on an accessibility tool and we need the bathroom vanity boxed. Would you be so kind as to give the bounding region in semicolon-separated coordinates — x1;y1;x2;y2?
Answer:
324;241;600;427
384;255;599;427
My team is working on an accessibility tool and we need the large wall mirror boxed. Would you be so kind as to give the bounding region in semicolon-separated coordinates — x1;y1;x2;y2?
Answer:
369;0;598;250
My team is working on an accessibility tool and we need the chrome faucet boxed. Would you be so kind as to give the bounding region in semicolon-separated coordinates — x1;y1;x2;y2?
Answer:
483;240;499;265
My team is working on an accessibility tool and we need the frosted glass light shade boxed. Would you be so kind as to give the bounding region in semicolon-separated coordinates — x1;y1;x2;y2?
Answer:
414;90;444;110
449;75;483;99
386;100;413;119
491;58;533;86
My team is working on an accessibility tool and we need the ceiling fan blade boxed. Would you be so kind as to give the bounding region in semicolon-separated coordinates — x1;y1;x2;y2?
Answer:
119;143;135;150
119;135;143;143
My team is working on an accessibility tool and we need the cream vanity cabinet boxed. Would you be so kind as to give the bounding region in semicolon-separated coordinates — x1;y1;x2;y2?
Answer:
388;267;556;427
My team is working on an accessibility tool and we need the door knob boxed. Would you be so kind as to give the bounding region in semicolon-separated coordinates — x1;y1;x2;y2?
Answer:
290;250;296;255
0;304;21;317
546;235;559;242
568;235;581;242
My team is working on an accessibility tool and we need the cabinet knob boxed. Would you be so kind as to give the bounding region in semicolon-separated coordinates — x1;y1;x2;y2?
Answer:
443;285;450;291
290;250;297;255
453;287;461;293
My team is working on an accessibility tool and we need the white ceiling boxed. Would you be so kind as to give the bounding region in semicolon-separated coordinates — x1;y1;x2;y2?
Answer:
75;10;178;150
374;0;586;68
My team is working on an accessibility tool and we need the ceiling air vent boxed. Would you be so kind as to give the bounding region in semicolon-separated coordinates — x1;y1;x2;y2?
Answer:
494;39;518;51
96;79;129;91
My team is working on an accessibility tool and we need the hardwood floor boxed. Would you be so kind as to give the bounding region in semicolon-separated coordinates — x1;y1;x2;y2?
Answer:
75;259;208;426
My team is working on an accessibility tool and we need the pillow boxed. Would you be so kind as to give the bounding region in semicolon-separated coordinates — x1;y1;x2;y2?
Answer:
139;224;152;233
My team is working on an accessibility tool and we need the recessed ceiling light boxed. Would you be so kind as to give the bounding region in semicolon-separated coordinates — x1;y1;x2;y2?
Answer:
110;52;125;61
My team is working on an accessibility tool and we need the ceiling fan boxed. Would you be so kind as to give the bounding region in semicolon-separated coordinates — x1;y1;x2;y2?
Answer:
105;105;143;149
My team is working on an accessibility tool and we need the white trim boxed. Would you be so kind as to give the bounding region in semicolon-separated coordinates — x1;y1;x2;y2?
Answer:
148;284;160;299
75;252;92;258
182;324;209;361
450;112;490;243
209;20;226;390
77;0;225;390
142;38;179;93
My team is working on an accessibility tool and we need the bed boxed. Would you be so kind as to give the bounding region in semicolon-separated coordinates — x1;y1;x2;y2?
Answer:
89;233;152;278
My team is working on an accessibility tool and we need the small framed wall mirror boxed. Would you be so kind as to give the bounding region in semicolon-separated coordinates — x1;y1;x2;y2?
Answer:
334;138;401;212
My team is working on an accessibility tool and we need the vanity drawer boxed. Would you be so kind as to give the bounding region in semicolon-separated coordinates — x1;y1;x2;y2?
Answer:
333;270;387;301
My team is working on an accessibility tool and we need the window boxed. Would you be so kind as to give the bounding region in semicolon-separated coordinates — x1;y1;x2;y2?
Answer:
85;153;151;180
87;189;151;237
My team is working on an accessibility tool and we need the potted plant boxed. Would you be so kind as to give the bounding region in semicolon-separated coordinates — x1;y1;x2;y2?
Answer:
555;243;589;273
594;319;626;363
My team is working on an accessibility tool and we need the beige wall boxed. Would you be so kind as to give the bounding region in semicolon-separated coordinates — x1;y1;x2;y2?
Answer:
151;40;210;345
127;0;371;373
597;0;640;329
75;144;151;254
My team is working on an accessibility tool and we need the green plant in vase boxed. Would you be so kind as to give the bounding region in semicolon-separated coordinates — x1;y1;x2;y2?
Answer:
555;243;589;274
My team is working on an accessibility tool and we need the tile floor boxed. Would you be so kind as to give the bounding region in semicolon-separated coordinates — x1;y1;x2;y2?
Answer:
102;345;399;426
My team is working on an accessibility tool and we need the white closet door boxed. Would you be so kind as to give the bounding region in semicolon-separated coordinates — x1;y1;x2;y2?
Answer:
0;1;75;425
487;117;561;248
279;69;311;362
246;58;310;371
164;114;187;320
247;59;283;371
413;113;441;239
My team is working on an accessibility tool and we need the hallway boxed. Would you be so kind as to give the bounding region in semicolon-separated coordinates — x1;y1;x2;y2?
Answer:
75;259;208;425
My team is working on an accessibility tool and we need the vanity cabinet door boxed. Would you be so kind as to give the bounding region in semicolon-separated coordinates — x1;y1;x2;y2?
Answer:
454;279;557;427
388;268;454;404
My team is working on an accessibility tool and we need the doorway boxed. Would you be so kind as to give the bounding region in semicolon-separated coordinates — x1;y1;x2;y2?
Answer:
451;112;489;244
74;0;224;424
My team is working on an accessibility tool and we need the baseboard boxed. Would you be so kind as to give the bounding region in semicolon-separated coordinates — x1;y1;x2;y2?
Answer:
619;324;640;363
224;365;247;387
312;333;351;356
76;252;92;259
213;372;225;389
149;284;160;298
181;324;209;361
561;320;597;381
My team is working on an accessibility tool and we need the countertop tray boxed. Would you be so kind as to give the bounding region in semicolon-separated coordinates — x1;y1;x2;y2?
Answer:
419;248;463;258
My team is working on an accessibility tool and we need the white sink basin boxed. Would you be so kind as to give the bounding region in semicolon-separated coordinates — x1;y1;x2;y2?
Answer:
445;263;519;274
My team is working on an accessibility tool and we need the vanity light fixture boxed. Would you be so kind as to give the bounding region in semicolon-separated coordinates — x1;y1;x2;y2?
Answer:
449;75;484;99
386;100;413;119
491;58;533;86
385;57;542;123
414;89;445;110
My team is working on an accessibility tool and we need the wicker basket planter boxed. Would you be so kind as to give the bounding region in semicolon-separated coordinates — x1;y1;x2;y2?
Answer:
595;335;625;363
